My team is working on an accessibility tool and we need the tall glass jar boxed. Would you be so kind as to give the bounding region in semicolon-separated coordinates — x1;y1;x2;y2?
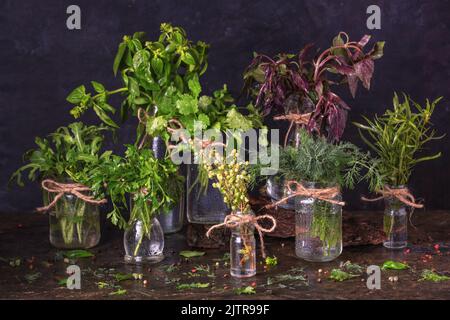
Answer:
44;190;101;249
186;164;228;224
295;182;342;262
383;186;408;249
266;175;295;210
230;210;256;278
158;190;185;234
151;134;185;233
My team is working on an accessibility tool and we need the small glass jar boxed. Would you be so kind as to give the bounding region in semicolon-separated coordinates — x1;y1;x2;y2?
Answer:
383;186;409;249
186;164;228;224
295;182;342;262
124;218;164;264
266;175;295;210
230;210;256;278
45;190;101;249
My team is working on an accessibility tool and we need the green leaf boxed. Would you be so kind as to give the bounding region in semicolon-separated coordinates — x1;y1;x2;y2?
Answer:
265;256;278;267
113;273;134;282
225;108;253;131
151;57;164;76
381;260;409;270
188;76;201;98
25;272;42;283
57;278;68;286
128;78;140;97
146;116;168;136
329;269;360;282
91;81;105;93
113;42;127;76
176;94;198;115
93;104;119;128
419;269;450;282
370;41;385;60
66;85;86;104
109;288;127;296
179;250;205;258
197;113;210;128
235;286;256;295
182;52;196;65
62;249;94;259
176;282;210;290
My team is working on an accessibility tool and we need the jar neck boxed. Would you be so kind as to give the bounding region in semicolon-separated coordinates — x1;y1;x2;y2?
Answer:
301;180;338;190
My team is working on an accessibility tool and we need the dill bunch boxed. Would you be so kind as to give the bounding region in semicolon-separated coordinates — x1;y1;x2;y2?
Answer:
278;129;379;189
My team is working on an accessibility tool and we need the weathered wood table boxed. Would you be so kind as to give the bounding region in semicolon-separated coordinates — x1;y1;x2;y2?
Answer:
0;211;449;300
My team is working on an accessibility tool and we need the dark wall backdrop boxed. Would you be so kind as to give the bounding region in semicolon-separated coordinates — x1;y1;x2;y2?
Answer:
1;0;449;213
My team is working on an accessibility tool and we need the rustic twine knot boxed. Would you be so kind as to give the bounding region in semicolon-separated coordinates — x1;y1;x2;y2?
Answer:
36;179;107;213
274;112;312;147
273;112;312;125
265;180;345;210
206;213;277;258
361;186;423;209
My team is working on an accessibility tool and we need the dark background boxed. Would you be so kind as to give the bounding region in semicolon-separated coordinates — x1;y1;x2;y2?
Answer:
1;0;449;213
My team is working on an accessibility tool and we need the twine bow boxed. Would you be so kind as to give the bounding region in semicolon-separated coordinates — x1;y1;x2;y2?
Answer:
37;179;107;213
274;113;311;147
206;213;277;258
265;180;345;209
361;186;423;209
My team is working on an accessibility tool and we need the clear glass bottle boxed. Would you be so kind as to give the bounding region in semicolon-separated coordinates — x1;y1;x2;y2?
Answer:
45;190;101;249
230;210;256;278
124;218;164;264
383;186;408;249
295;182;342;262
186;164;228;224
266;175;295;210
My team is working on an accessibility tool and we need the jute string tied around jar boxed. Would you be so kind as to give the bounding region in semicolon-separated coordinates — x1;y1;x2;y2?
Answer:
206;213;277;258
361;185;423;228
274;112;311;147
37;179;107;213
361;185;423;209
265;180;345;210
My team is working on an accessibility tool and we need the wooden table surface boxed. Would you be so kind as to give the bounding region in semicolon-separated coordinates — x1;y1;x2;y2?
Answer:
0;211;449;300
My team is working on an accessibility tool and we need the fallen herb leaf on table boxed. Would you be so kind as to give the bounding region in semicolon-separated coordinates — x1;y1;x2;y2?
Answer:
235;286;256;295
62;250;94;259
109;289;127;296
179;250;205;258
177;282;210;290
113;273;135;282
329;269;359;282
341;261;364;274
381;260;409;270
265;256;278;267
419;270;450;282
24;272;42;283
57;278;68;286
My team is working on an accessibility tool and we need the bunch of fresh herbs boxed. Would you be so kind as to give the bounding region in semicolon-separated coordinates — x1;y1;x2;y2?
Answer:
354;93;444;190
243;32;384;141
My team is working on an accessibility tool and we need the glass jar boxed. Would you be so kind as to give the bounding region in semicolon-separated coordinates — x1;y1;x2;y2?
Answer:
266;175;295;210
158;190;185;234
230;210;256;278
383;186;408;249
45;190;101;249
124;218;164;264
295;182;342;262
186;164;228;224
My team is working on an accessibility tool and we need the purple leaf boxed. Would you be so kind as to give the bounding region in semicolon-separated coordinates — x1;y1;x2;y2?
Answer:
358;35;371;48
347;74;359;98
354;58;374;90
